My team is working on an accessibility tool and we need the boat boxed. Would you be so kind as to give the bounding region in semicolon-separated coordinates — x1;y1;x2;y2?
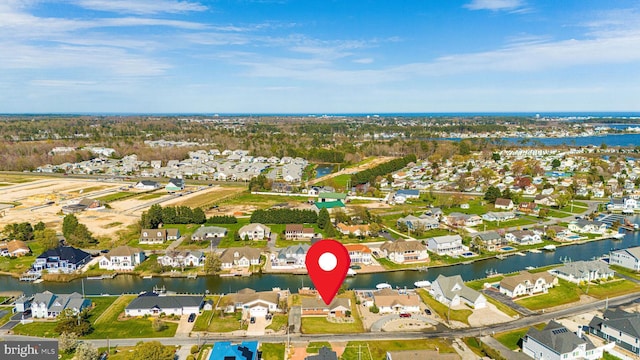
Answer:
529;249;542;253
612;233;625;239
543;245;557;251
525;266;536;270
142;275;153;279
414;280;431;288
376;283;392;290
485;268;498;276
347;268;357;277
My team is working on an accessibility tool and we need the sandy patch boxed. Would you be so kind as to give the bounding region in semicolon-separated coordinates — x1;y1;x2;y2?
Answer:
467;303;513;327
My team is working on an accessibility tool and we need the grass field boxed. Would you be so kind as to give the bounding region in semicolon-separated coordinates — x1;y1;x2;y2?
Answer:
494;323;546;350
465;276;504;290
472;217;539;231
138;193;164;200
417;289;472;325
192;310;247;332
579;279;640;299
307;342;331;353
12;321;59;337
266;314;288;332
610;265;640;280
261;343;285;360
175;186;246;208
515;279;581;310
301;292;364;334
376;257;430;270
341;339;456;360
96;191;138;203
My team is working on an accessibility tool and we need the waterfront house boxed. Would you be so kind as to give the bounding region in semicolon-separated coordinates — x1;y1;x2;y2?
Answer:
140;229;167;244
301;297;351;317
272;244;309;269
396;215;440;231
284;224;316;240
209;341;258;360
98;246;145;271
373;288;421;314
223;288;280;317
549;260;614;284
29;291;91;319
427;235;465;256
424;207;444;219
220;247;262;269
157;250;205;268
336;223;371;237
505;230;542;245
344;244;372;265
165;178;185;191
523;321;612;360
589;308;640;356
125;293;203;316
33;246;91;274
238;223;271;240
380;240;429;264
499;271;557;298
134;180;160;190
473;231;506;252
191;226;227;241
431;274;486;309
568;220;608;234
610;246;640;271
0;240;31;257
494;198;514;210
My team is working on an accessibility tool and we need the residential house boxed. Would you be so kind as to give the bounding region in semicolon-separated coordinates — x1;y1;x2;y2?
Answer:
301;297;351;317
424;207;444;219
589;308;640;356
568;220;608;234
272;244;309;268
29;291;92;319
165;178;185;191
318;192;347;204
481;211;516;222
140;229;167;244
166;228;181;240
473;231;506;252
306;347;338;360
157;250;205;268
610;246;640;271
505;230;542;245
125;293;203;316
549;260;614;284
312;201;346;213
33;246;91;274
224;288;280;317
220;247;262;269
134;180;160;190
380;240;429;264
209;341;258;360
499;271;558;298
523;321;612;360
396;215;440;231
238;223;271;241
395;189;420;199
336;223;371;237
61;198;104;214
191;226;227;241
98;246;145;271
431;274;487;309
495;198;514;210
427;235;466;256
285;224;316;240
518;202;539;215
373;288;421;314
534;194;557;207
344;244;372;265
444;213;482;227
0;240;31;257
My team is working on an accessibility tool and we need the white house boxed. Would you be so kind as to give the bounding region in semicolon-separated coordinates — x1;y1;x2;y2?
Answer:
427;235;466;256
30;291;91;319
220;247;262;269
523;321;613;360
549;260;614;284
505;230;542;245
499;271;558;298
373;288;421;314
344;244;372;265
568;220;608;234
157;250;205;268
191;226;227;241
238;223;271;240
610;246;640;271
431;274;486;309
494;198;514;210
481;211;516;222
134;180;160;190
125;294;203;316
272;244;309;269
98;246;146;271
224;288;281;318
380;240;428;264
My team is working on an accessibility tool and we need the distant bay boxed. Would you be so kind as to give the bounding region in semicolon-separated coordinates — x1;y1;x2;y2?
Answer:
433;133;640;147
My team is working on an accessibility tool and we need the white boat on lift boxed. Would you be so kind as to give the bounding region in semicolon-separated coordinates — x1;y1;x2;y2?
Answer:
414;280;431;288
376;283;392;290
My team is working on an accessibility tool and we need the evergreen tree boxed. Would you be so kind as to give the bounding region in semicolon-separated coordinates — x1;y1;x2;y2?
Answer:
484;186;502;203
62;215;79;239
192;208;206;224
317;208;330;230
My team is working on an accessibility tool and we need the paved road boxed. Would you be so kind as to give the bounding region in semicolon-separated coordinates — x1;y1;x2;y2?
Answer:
0;312;24;331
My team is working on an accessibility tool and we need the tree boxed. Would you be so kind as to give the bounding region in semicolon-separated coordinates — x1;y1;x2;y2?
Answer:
551;158;561;169
203;253;222;275
190;345;199;354
192;207;206;224
34;228;59;250
62;215;79;238
56;308;92;336
333;209;349;224
3;222;34;241
491;153;500;162
317;208;330;230
58;332;78;354
34;221;46;232
130;341;175;360
484;186;501;203
152;318;167;332
74;342;99;360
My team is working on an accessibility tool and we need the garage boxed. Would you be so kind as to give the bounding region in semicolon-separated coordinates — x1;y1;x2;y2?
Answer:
249;305;268;317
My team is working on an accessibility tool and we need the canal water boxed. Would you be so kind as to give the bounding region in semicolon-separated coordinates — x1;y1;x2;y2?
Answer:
315;164;334;178
2;228;638;296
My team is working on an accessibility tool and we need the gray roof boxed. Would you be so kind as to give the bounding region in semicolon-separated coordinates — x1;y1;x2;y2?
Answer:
429;235;462;244
32;291;90;314
126;295;203;311
589;308;640;339
301;297;350;311
434;275;483;303
554;260;613;278
277;244;309;259
305;347;338;360
192;226;227;238
475;231;502;242
612;246;640;260
526;321;594;354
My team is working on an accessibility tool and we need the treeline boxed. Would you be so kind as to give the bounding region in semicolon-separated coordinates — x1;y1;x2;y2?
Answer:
62;214;97;247
140;204;206;229
351;154;417;185
249;209;318;224
207;215;238;224
306;148;345;163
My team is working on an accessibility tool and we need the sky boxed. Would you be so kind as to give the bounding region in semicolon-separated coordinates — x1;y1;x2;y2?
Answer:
2;0;640;113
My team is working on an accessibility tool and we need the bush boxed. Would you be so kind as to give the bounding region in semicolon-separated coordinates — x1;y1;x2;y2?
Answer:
369;305;379;314
152;318;167;332
207;215;238;224
186;355;195;360
190;345;199;354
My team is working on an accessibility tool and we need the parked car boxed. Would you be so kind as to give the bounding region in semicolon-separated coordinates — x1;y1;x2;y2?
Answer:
399;313;411;318
250;317;256;324
425;309;432;315
188;313;196;322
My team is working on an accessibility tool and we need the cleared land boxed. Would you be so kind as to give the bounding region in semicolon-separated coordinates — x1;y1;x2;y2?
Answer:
341;339;456;360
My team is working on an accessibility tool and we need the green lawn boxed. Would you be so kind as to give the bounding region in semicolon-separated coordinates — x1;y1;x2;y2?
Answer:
85;295;177;339
417;289;472;325
301;292;364;334
472;217;538;231
307;342;331;353
610;265;640;281
341;339;456;360
579;279;640;299
12;321;59;337
546;210;571;218
0;241;44;274
515;279;581;310
266;314;288;332
494;323;546;350
192;310;247;332
465;276;504;291
376;257;430;270
442;198;488;215
87;296;118;324
138;193;165;200
261;343;286;360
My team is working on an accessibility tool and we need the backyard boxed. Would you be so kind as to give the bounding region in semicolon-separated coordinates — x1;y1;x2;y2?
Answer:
515;279;581;310
192;310;247;333
301;292;364;334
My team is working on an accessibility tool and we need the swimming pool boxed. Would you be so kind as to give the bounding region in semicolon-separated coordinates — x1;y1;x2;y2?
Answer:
501;246;515;251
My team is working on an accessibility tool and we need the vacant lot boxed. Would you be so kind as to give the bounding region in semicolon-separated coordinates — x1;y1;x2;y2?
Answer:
515;279;581;310
192;310;247;333
417;289;472;325
341;339;456;360
301;292;364;334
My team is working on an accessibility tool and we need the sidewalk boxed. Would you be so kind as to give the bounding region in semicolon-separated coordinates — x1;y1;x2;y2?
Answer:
479;336;530;360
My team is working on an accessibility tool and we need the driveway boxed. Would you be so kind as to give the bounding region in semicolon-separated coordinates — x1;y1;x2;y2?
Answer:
289;306;301;333
0;312;26;332
174;314;196;337
371;314;438;332
482;288;536;316
246;316;267;336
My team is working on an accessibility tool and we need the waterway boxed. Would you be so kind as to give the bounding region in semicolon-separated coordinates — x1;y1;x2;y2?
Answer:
3;228;639;296
436;134;640;147
315;164;334;178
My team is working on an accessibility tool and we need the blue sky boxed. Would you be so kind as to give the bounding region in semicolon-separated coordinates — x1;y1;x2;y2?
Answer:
2;0;640;113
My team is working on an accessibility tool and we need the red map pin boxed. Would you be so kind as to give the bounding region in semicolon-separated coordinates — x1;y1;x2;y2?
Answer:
305;239;351;305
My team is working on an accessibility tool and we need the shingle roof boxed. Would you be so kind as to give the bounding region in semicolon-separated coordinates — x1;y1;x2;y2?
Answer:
37;246;91;265
526;321;592;355
220;247;262;263
434;274;483;304
380;240;426;253
499;271;556;292
106;246;142;259
125;295;203;311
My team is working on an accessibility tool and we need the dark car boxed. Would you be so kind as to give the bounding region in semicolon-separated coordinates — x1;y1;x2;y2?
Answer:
250;317;256;324
188;313;196;322
399;313;411;318
425;309;432;315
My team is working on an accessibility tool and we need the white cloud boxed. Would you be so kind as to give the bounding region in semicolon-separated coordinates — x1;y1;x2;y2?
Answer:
75;0;208;15
353;58;374;64
464;0;528;12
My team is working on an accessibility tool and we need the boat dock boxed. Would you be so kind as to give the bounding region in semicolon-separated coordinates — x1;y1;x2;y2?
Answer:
596;213;638;231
